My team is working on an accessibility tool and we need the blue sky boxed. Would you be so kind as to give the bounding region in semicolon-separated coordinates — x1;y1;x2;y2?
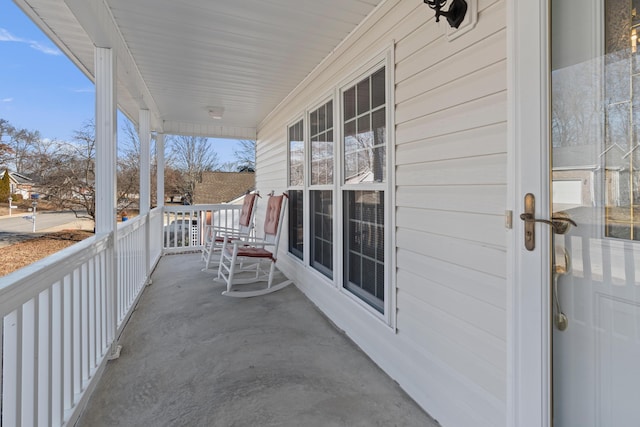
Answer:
0;0;241;164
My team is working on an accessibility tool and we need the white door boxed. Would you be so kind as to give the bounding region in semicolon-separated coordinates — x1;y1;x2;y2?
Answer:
551;0;640;425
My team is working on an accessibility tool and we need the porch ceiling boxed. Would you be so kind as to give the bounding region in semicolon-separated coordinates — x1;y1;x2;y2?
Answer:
14;0;383;139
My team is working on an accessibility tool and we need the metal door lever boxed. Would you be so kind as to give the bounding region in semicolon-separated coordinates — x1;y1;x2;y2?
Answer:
519;212;577;234
520;193;577;251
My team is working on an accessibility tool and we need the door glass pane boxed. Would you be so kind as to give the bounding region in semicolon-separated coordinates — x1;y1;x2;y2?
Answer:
552;0;640;425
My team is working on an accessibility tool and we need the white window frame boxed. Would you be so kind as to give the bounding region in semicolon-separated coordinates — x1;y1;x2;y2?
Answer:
336;46;396;328
287;116;306;262
306;94;337;283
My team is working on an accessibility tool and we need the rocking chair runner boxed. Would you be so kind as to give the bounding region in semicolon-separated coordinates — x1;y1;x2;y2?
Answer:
201;191;259;271
216;192;292;297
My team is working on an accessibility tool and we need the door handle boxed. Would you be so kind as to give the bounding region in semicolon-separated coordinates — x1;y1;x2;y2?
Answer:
519;193;577;251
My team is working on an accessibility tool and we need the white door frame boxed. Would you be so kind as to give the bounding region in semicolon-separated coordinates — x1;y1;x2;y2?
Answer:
507;1;553;426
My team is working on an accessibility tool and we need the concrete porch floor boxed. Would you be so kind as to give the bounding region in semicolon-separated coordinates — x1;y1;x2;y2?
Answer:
77;253;438;427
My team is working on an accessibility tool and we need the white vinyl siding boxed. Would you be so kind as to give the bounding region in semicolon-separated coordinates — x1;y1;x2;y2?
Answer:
256;1;507;426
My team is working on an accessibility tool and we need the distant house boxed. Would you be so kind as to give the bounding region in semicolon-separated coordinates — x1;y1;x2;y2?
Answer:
5;170;35;199
194;171;255;204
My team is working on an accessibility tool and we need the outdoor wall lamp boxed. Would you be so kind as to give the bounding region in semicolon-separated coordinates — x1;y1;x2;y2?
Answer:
424;0;467;29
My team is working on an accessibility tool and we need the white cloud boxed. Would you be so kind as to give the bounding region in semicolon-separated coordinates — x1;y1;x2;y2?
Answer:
0;27;60;56
0;28;20;42
73;88;95;93
1;98;13;103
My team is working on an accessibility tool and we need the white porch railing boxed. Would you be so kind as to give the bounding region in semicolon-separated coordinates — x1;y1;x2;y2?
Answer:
162;204;244;254
0;204;243;426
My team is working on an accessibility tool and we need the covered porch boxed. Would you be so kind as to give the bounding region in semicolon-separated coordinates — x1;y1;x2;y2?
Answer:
2;1;518;427
76;252;435;426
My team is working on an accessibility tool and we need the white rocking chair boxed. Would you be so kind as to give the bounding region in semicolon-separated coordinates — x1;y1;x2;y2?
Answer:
201;191;259;271
217;192;292;298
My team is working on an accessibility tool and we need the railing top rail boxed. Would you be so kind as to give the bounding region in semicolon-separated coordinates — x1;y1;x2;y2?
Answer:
162;203;243;213
0;233;110;316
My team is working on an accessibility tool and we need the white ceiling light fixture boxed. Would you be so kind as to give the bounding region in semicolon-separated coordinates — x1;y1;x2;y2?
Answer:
208;106;224;120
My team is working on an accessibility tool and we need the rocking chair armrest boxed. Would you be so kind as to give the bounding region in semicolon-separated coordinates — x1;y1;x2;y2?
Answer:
230;238;274;249
211;225;244;234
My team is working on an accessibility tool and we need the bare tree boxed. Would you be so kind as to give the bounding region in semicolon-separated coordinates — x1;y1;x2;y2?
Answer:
167;135;219;201
233;139;256;171
9;128;41;174
117;120;141;212
0;119;14;168
218;161;238;172
39;121;96;220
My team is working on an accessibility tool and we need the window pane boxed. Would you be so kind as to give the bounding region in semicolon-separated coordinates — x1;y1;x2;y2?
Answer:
371;68;386;109
318;104;326;132
311;110;318;136
344;120;358;154
372;146;386;183
289;119;304;186
372;108;386;147
344;190;384;312
345;152;358;183
344;87;356;120
288;189;304;259
357;115;373;149
311;190;333;278
343;70;386;185
327;100;334;128
357;77;370;115
310;100;334;186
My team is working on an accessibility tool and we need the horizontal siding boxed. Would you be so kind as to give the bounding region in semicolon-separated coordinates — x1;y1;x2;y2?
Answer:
396;122;506;164
396;59;506;124
397;153;507;187
396;91;507;144
393;341;505;427
397;207;505;247
397;285;505;397
396;184;506;215
256;0;508;426
396;247;505;308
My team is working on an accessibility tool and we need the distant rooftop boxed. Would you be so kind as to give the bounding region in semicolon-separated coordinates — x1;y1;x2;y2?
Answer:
194;171;255;204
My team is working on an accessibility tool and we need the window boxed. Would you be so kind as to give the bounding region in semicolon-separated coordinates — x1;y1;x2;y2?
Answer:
343;68;386;184
311;190;333;278
309;100;334;278
310;100;334;186
283;56;392;320
344;190;385;311
342;66;387;313
289;120;304;187
288;120;304;259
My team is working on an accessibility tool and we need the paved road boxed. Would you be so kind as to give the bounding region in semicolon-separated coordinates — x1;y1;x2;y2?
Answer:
0;211;90;246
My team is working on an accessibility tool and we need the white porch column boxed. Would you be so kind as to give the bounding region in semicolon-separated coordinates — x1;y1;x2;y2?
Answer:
139;109;150;214
156;133;165;207
139;109;151;280
94;46;117;348
95;47;117;235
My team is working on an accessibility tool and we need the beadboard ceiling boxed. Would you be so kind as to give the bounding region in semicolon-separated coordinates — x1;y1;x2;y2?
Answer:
14;0;383;139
